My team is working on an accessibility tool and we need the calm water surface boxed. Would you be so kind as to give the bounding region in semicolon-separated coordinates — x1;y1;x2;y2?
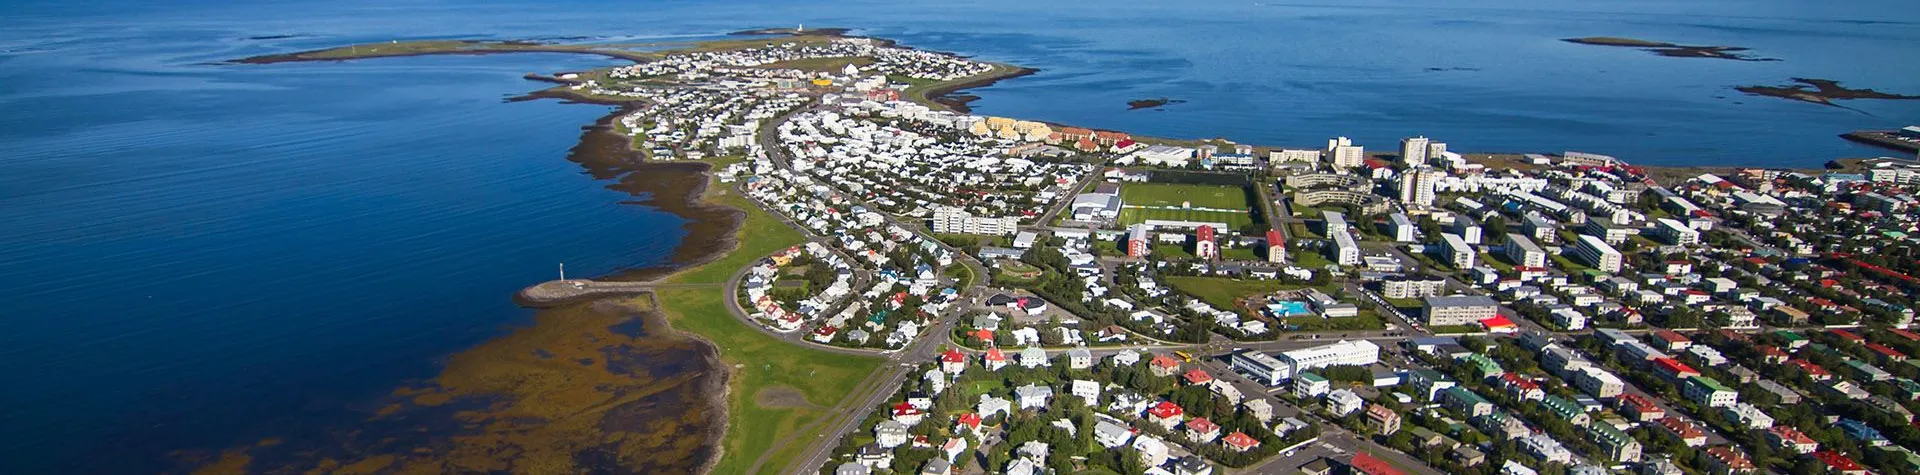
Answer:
2;0;1916;471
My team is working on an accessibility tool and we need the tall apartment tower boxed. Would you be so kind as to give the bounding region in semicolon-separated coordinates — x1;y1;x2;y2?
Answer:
1327;136;1365;169
1399;168;1439;207
1401;136;1430;168
1426;141;1448;161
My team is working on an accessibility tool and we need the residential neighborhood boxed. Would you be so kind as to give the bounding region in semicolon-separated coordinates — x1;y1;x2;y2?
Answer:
540;30;1920;475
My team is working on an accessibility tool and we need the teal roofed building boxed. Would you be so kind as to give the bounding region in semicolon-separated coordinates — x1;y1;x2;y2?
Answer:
1587;422;1642;462
1541;395;1591;427
1443;386;1494;418
1458;353;1504;378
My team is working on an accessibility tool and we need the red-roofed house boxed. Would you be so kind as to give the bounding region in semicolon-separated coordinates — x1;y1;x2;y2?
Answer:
1184;417;1221;443
1765;426;1819;454
1147;401;1185;430
1813;450;1866;475
1891;328;1920;341
1222;431;1261;453
983;348;1008;371
1148;354;1182;377
1866;343;1909;362
1831;329;1864;342
1653;357;1702;382
1788;359;1832;380
892;401;926;426
1093;131;1131;147
1704;446;1755;475
1347;452;1403;475
1652;329;1692;352
955;412;983;435
1499;373;1545;401
1480;315;1518;333
940;348;967;374
1619;393;1665;422
1182;368;1214;386
1757;346;1790;364
1657;416;1708;447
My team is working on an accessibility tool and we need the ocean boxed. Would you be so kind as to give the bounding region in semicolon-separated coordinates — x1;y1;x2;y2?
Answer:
2;0;1916;472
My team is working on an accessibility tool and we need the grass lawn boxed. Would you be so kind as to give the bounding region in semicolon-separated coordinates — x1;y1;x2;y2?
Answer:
1293;250;1335;269
1153;243;1195;259
1289;222;1319;240
653;173;882;474
1221;247;1259;261
1383;296;1422;309
945;264;976;289
901;64;1023;112
663;191;805;285
1121;183;1249;209
1479;252;1516;273
1118;207;1252;228
1164;276;1316;311
1549;253;1595;274
963;379;1007;400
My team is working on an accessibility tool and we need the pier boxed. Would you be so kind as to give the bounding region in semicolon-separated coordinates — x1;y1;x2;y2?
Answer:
1842;129;1920;155
517;279;700;305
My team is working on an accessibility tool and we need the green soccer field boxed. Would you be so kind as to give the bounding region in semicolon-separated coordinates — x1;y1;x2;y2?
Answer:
1117;207;1253;228
1120;183;1250;210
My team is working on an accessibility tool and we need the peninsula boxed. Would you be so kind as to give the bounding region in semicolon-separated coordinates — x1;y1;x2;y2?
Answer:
207;27;1920;475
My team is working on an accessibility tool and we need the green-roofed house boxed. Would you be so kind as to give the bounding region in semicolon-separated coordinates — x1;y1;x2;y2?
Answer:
1894;378;1920;401
1405;426;1446;447
1588;422;1643;462
1683;376;1738;407
1458;353;1505;379
1775;330;1808;349
1541;395;1591;427
1845;359;1894;382
1442;386;1494;418
1294;372;1330;399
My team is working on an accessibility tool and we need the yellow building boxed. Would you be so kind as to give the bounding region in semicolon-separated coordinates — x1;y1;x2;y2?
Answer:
969;121;993;136
1018;122;1053;142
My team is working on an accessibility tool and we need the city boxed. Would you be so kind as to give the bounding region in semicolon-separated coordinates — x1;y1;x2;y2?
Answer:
545;32;1920;475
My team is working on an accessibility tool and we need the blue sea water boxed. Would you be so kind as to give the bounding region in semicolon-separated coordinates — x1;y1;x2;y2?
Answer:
1;0;1916;471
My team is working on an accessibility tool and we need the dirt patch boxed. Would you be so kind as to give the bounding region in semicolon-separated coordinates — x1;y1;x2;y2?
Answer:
754;386;820;410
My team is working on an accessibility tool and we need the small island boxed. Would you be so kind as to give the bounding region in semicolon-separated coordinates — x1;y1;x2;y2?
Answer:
1736;77;1920;106
1127;97;1185;110
1562;36;1775;61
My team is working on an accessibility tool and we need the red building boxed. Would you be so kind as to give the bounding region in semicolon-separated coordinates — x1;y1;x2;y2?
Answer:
1265;229;1287;263
1127;224;1151;258
1195;225;1218;260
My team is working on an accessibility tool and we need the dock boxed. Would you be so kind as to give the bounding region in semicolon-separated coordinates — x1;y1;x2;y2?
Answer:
517;279;657;305
1841;129;1920;155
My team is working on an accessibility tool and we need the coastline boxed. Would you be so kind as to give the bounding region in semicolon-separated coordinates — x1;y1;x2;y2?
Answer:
914;64;1037;113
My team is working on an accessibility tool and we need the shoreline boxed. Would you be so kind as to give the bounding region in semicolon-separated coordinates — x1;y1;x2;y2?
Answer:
914;64;1038;113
